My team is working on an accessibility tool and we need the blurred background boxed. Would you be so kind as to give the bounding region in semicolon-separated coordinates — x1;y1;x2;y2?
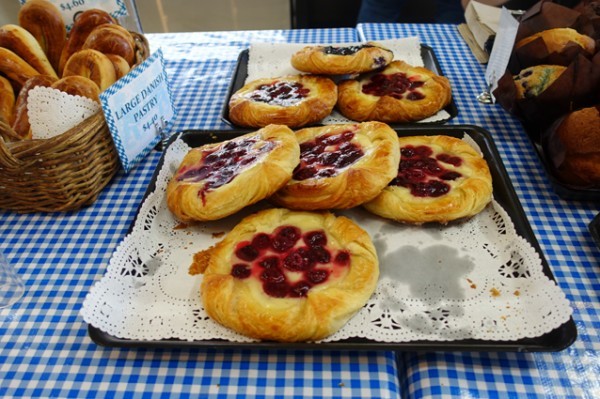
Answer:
0;0;441;32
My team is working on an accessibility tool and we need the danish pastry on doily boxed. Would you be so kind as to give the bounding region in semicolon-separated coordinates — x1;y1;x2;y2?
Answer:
270;122;400;210
364;135;493;224
166;125;300;222
337;60;452;123
291;41;394;75
190;207;379;342
228;74;337;128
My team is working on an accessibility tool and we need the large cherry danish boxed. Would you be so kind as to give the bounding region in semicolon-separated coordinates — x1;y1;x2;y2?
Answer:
270;122;400;210
337;60;452;123
364;135;493;224
290;41;394;75
228;74;337;128
190;208;379;342
166;125;300;222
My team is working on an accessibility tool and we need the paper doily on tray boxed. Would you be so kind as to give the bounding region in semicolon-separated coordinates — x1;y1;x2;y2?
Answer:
82;135;572;343
245;37;450;124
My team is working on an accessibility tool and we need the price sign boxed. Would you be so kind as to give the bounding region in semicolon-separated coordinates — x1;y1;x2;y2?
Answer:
20;0;127;30
100;49;177;173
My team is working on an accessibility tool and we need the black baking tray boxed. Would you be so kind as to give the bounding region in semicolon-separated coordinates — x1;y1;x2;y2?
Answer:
89;125;576;352
220;45;459;128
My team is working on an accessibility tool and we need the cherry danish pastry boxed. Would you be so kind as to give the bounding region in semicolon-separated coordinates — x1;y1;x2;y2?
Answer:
291;41;394;75
270;122;399;210
166;125;300;222
364;135;493;224
337;60;452;123
228;74;337;128
190;208;379;342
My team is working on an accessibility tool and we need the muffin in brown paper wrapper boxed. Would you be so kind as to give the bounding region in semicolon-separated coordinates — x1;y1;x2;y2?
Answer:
508;1;599;74
541;104;600;189
574;1;600;37
494;52;600;143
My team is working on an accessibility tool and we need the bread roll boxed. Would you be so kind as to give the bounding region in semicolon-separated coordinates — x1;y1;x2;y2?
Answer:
0;24;57;78
105;54;131;80
11;74;57;139
548;106;600;186
0;47;41;88
59;9;116;75
62;49;117;91
516;28;596;55
0;76;15;125
83;24;136;66
18;0;66;74
51;76;101;102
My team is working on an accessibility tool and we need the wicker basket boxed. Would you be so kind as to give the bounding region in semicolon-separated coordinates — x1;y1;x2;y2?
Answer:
0;32;150;213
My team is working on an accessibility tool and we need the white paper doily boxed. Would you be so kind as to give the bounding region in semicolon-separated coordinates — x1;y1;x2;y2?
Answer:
82;135;572;343
246;37;450;124
28;86;100;140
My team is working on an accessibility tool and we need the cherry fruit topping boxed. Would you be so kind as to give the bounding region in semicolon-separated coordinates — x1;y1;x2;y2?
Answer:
230;226;350;298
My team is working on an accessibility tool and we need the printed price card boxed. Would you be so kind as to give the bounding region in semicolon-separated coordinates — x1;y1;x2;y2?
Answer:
20;0;127;30
100;49;177;173
485;8;520;101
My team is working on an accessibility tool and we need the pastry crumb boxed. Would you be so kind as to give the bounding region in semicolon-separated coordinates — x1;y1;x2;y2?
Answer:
490;288;500;297
174;222;189;230
212;231;225;238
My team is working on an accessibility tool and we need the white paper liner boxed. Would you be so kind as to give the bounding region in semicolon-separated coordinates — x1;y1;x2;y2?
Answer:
28;87;100;140
82;135;572;343
245;37;450;124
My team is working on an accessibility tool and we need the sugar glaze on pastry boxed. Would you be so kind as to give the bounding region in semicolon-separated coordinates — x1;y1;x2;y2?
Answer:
270;121;400;210
337;60;452;123
228;74;337;128
364;135;493;224
166;125;300;222
191;208;379;342
291;41;394;75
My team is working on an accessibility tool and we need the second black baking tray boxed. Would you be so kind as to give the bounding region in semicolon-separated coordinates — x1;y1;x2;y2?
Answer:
88;125;576;352
221;45;459;128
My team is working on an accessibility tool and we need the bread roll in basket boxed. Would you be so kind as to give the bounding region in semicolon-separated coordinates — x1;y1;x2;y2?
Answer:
0;3;150;213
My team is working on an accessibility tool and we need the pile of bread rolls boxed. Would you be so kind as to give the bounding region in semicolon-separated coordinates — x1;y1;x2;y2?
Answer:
0;0;139;141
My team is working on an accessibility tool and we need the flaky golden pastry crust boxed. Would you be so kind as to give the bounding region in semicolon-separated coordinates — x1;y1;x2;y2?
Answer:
228;74;337;128
290;41;394;75
192;208;379;342
270;122;400;210
364;135;493;224
337;60;452;123
166;125;300;222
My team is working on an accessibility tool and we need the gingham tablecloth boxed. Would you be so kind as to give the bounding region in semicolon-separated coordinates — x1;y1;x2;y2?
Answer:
0;24;598;398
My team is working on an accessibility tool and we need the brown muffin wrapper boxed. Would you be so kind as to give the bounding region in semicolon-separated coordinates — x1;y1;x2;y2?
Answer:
494;52;600;143
508;1;599;73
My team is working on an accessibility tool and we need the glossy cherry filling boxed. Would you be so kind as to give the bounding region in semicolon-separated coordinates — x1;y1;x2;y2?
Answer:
322;44;374;56
230;226;351;298
362;72;425;100
292;130;364;180
176;135;274;203
249;81;310;106
390;144;464;197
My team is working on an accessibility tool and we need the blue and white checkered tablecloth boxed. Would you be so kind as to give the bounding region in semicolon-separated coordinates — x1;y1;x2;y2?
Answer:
357;23;600;399
1;24;598;398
